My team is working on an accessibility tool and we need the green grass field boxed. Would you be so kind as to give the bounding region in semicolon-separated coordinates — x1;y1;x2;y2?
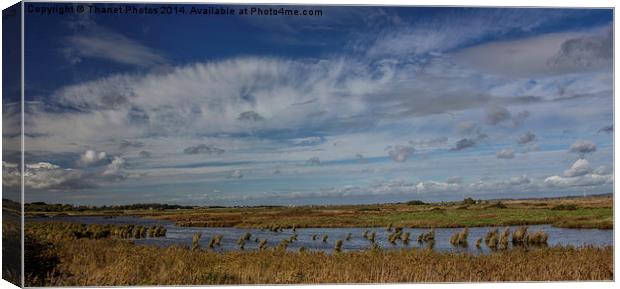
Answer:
25;195;613;229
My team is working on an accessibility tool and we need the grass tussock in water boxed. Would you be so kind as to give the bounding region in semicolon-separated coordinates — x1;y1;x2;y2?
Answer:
417;228;435;243
29;236;613;286
449;227;468;247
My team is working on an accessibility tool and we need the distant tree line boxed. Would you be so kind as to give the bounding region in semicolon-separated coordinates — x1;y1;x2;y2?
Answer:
25;202;193;212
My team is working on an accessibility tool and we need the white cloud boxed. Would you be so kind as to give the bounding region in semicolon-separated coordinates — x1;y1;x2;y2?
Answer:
101;157;127;180
545;158;612;188
78;150;107;166
496;148;515;159
306;157;321;166
3;161;87;190
227;170;244;179
387;145;415;162
183;144;225;155
445;176;463;184
569;139;597;156
362;9;575;59
517;131;536;145
453;26;612;77
563;158;592;177
545;174;612;188
485;104;511;125
64;22;167;67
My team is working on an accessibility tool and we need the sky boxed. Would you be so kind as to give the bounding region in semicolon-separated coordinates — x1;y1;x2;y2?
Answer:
3;3;614;206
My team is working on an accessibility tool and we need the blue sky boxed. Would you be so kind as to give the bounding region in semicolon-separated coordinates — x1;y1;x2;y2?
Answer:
5;4;613;205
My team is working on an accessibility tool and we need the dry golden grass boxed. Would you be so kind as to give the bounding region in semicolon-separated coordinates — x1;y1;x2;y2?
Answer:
35;237;612;286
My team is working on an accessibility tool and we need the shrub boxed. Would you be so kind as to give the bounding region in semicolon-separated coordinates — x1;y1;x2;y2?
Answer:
551;204;578;210
406;200;426;206
462;197;476;205
484;202;507;209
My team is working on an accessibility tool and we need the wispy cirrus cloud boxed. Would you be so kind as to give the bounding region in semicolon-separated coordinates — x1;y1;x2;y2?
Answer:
63;18;167;67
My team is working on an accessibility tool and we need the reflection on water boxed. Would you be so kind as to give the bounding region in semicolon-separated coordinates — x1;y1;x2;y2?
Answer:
28;216;613;254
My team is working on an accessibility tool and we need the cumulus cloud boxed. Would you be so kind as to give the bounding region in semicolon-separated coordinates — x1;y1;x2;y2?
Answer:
509;175;531;186
496;148;515;159
387;145;415;162
517;131;536;145
545;159;612;188
306;156;321;166
549;27;612;72
594;165;611;175
521;142;540;153
452;121;488;151
238;111;264;122
451;138;477;151
485;105;531;127
569;139;596;156
101;156;127;179
227;170;244;179
563;158;592;177
78;150;107;166
485;104;512;125
454;26;612;77
183;144;225;155
3;161;88;190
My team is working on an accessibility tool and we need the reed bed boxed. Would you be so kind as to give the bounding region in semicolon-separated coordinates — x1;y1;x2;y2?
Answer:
25;222;166;240
30;236;613;286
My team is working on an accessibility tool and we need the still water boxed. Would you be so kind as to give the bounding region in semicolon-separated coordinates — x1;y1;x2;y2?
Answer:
29;216;613;254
